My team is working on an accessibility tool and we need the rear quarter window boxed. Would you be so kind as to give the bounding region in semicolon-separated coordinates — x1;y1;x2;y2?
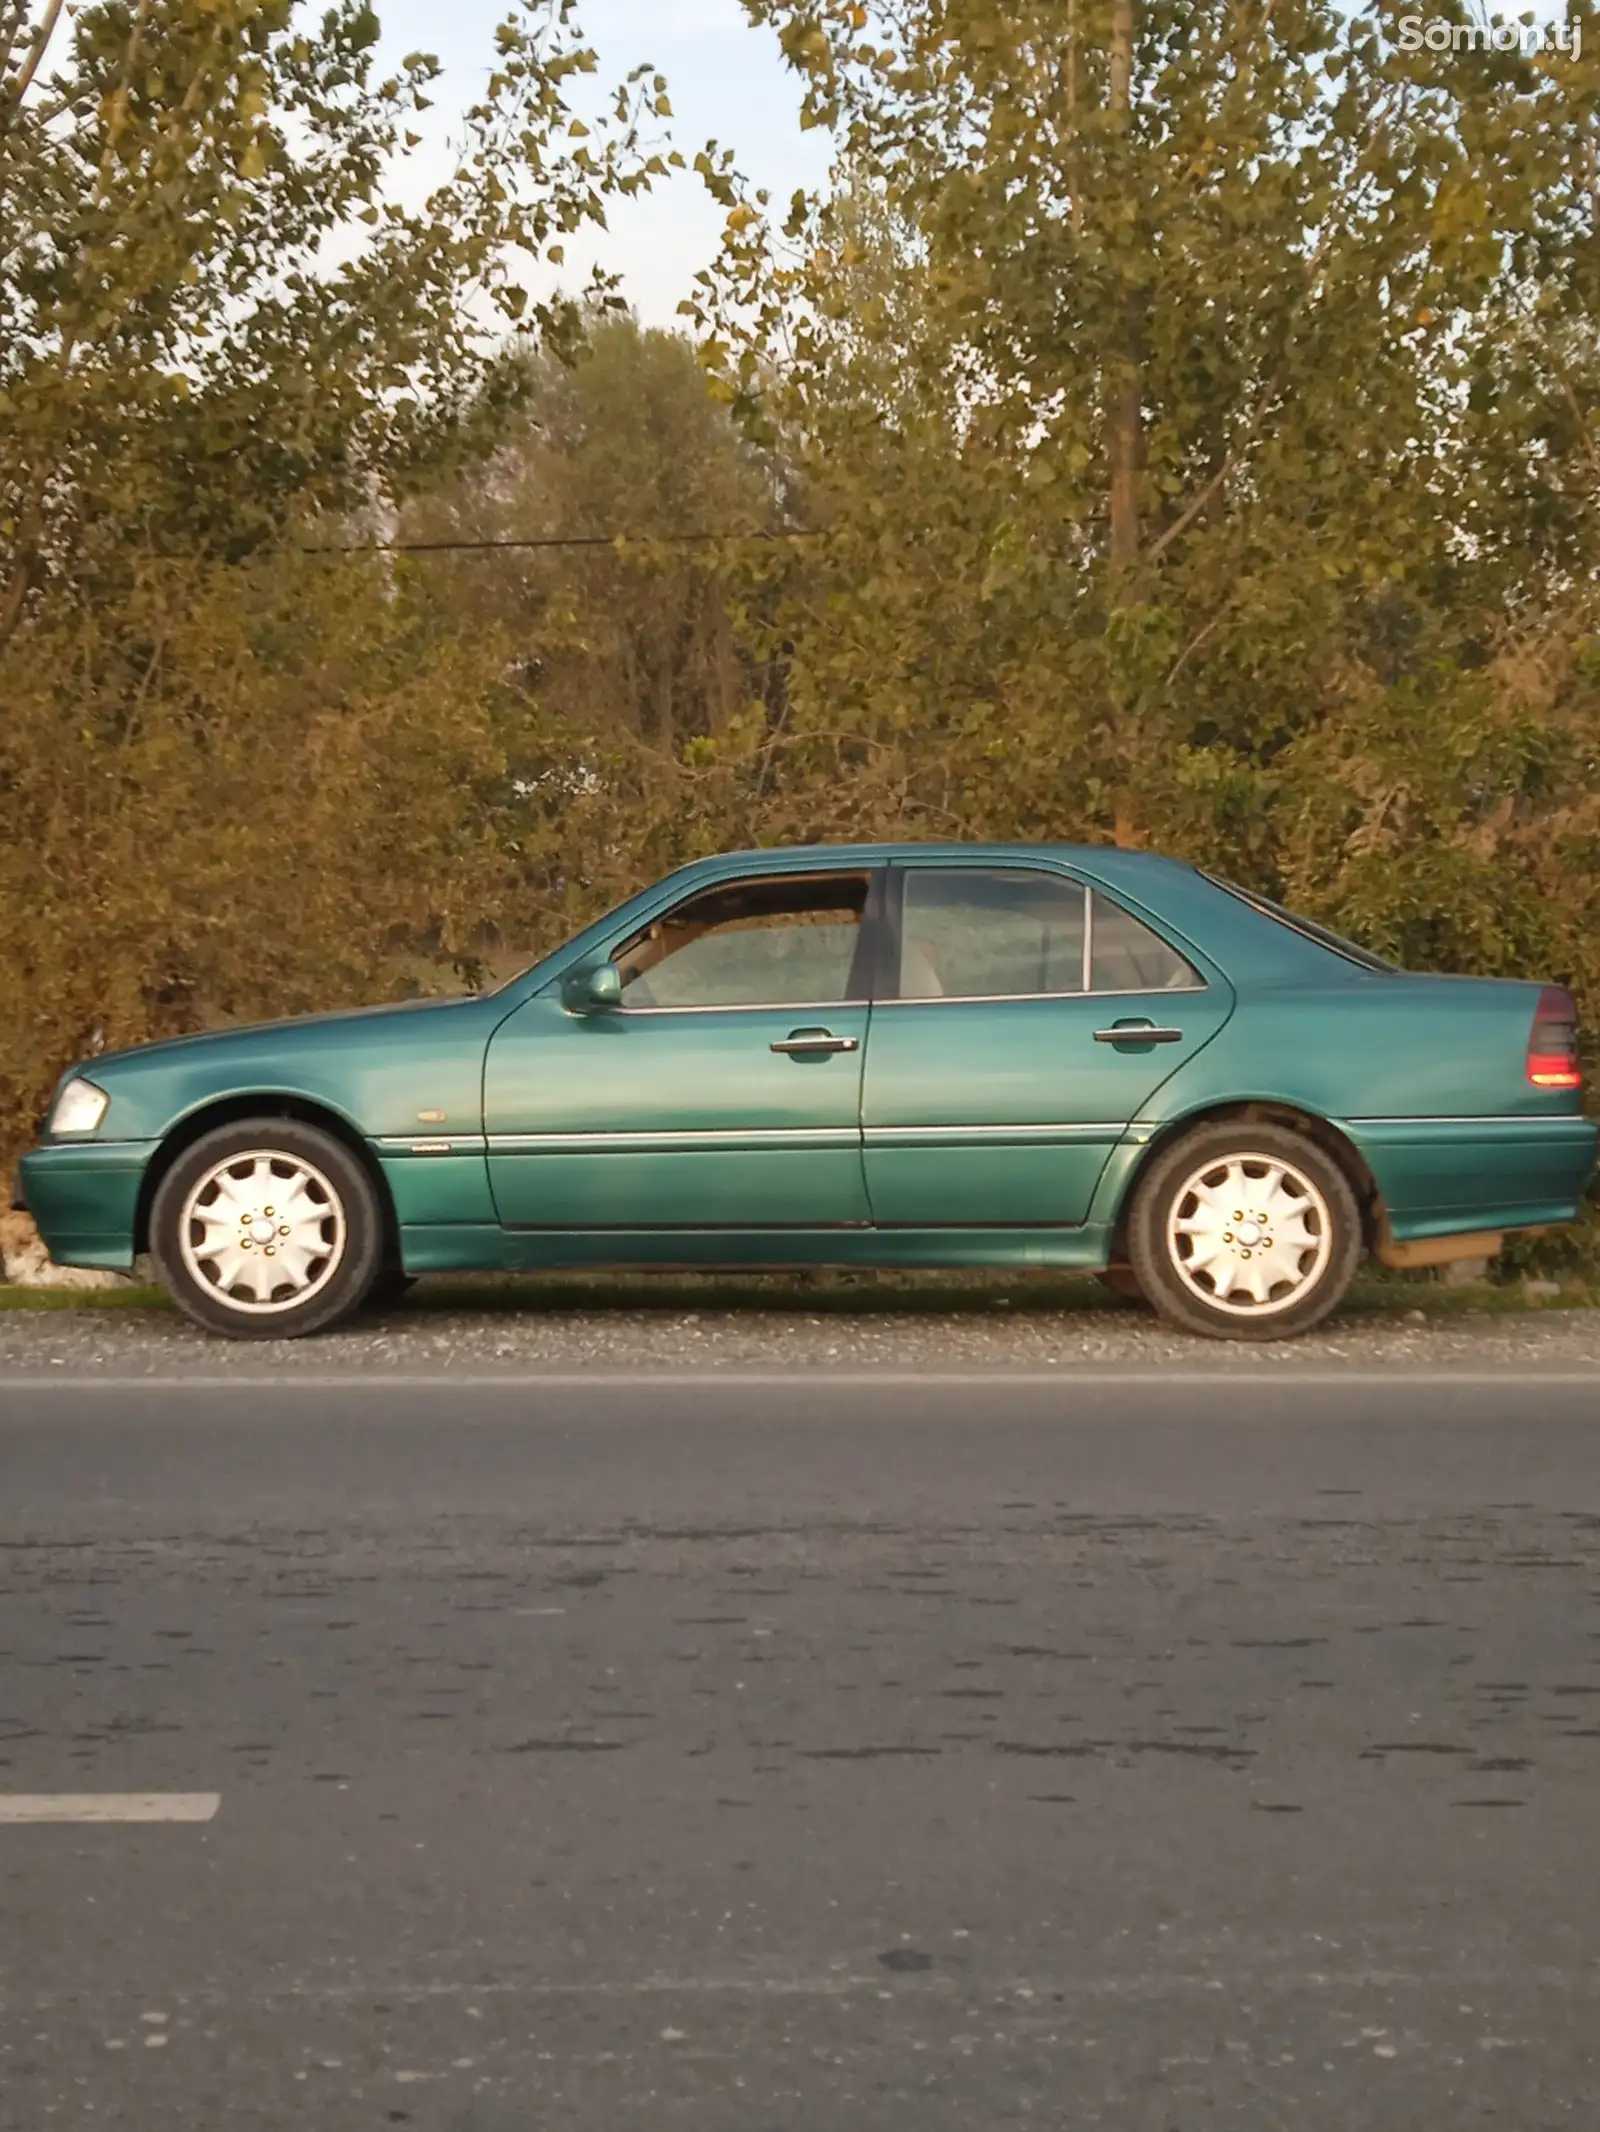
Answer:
1090;892;1201;991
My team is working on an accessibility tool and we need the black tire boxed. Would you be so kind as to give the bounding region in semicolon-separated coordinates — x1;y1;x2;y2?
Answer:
1096;1267;1150;1307
150;1118;384;1340
361;1267;417;1314
1127;1121;1363;1341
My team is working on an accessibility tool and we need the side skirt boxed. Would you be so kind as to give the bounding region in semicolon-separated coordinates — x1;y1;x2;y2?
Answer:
398;1224;1114;1277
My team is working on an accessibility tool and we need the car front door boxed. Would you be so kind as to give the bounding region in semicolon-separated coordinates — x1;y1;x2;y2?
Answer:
861;861;1235;1227
484;868;882;1233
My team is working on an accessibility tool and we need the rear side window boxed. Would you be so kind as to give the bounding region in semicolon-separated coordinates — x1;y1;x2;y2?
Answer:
893;869;1202;998
898;868;1087;998
1202;875;1399;974
1090;892;1201;991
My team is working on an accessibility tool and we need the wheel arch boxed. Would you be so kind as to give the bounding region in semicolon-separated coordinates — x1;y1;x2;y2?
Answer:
135;1094;399;1262
1108;1100;1383;1260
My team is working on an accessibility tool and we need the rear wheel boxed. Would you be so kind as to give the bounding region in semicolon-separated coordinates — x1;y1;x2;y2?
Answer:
150;1119;383;1339
1127;1122;1362;1341
1096;1267;1149;1307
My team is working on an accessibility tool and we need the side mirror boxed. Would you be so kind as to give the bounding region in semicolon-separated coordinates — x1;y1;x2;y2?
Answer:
562;960;623;1014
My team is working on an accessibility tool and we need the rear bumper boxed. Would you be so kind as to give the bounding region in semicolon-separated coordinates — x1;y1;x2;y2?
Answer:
14;1141;157;1273
1343;1114;1599;1240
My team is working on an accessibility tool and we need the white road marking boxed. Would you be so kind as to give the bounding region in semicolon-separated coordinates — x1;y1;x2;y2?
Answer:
0;1369;1596;1393
0;1793;219;1825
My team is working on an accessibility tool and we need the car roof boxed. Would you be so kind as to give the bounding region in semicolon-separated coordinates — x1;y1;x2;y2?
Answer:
664;841;1214;909
677;841;1198;880
699;840;1164;860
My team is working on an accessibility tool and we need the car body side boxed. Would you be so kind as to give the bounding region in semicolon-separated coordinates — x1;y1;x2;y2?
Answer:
17;843;1597;1275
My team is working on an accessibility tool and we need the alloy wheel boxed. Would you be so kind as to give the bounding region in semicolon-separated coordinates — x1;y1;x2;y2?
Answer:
177;1149;346;1316
1165;1151;1333;1317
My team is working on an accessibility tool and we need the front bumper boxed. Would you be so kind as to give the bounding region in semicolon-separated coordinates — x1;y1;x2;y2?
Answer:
14;1141;158;1273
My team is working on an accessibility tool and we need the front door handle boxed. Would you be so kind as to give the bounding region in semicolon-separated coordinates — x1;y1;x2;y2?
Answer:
1093;1022;1184;1044
771;1030;860;1056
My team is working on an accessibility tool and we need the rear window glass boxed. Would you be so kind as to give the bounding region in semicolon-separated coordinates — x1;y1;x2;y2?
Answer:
1202;876;1399;974
899;867;1087;998
1090;892;1201;991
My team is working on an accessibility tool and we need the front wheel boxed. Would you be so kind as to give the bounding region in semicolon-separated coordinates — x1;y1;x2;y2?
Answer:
150;1119;384;1339
1126;1122;1362;1341
361;1267;417;1314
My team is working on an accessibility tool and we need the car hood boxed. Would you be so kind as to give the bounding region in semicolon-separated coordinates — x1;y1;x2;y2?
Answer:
84;994;480;1075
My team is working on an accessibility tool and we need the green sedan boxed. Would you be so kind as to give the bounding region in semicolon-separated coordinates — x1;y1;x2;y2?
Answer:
16;844;1596;1340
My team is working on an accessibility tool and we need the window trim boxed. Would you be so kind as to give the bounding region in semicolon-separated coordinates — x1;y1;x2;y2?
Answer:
884;863;1206;1004
874;983;1211;1008
617;998;869;1018
608;866;885;1016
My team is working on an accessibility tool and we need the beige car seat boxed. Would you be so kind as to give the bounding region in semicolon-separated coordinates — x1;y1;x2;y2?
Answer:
900;935;946;998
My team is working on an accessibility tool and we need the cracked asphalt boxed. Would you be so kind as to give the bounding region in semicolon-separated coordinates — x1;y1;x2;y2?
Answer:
3;1358;1600;2127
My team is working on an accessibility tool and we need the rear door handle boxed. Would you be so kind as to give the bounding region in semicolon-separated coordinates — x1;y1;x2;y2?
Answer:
771;1031;860;1056
1093;1023;1184;1044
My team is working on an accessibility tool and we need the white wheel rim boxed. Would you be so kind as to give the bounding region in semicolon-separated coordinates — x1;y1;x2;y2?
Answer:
1166;1151;1333;1318
178;1150;346;1316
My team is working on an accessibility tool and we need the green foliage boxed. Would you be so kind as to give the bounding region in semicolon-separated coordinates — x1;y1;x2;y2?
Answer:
393;313;804;945
400;315;787;757
0;0;663;619
0;553;521;1145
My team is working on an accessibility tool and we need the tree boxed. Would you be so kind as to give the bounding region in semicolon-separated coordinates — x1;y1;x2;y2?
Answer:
402;314;786;756
682;0;1600;952
393;313;807;939
0;552;526;1142
0;0;670;1155
1;0;672;629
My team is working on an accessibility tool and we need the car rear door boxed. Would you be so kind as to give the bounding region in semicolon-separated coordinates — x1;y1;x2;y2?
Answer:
860;860;1235;1227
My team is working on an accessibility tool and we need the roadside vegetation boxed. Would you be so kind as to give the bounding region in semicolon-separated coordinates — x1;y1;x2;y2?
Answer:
3;1;1598;1281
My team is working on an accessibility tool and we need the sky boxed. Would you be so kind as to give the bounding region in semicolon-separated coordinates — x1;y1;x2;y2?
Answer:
373;0;832;329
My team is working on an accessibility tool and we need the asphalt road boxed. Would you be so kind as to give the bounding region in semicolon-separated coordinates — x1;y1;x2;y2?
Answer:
3;1367;1600;2129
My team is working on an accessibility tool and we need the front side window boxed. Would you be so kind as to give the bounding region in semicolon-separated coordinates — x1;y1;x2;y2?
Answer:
617;873;870;1009
897;868;1088;999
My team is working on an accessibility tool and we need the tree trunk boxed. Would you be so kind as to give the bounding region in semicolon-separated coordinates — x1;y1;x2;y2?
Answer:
1106;369;1141;572
1066;0;1083;238
1105;0;1142;575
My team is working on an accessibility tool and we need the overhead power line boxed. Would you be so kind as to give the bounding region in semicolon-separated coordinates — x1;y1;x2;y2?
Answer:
305;529;824;556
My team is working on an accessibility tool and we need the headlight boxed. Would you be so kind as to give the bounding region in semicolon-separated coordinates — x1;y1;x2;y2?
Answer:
50;1077;110;1135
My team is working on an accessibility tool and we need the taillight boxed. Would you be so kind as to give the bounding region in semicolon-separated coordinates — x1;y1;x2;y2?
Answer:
1527;984;1583;1089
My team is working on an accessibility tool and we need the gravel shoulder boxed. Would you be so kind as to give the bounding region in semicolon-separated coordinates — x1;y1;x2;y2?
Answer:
2;1275;1599;1373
